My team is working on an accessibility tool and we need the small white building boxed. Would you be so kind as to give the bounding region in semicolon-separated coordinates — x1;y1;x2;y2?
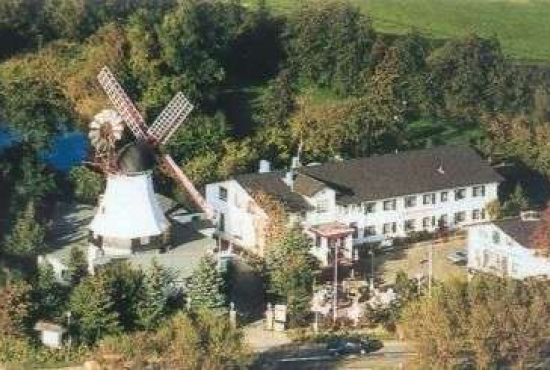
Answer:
34;321;66;349
467;213;550;279
206;146;502;266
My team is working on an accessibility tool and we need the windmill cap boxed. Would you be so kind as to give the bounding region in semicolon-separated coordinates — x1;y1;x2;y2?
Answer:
117;140;157;174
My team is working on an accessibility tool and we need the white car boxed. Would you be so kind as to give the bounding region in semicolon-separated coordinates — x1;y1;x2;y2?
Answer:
447;250;467;264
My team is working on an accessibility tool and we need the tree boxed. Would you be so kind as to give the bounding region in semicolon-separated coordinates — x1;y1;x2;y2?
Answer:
503;184;529;216
531;203;550;254
69;166;104;204
136;260;176;330
96;310;251;369
69;273;121;344
4;201;46;257
401;276;550;368
0;281;32;338
33;264;67;321
66;247;87;287
285;1;375;95
187;256;226;310
265;227;318;326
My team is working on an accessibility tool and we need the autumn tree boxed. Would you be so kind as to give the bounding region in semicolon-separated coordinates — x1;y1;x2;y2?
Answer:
0;281;32;338
531;203;550;254
251;191;288;252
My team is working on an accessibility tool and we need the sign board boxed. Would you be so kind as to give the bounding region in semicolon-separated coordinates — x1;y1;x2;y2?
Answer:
274;304;287;323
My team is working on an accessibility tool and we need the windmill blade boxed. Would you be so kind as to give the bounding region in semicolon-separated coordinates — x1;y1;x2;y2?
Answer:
147;92;194;145
160;154;216;221
97;67;148;141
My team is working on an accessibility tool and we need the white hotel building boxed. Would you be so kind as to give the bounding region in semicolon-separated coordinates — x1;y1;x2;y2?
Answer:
205;146;503;266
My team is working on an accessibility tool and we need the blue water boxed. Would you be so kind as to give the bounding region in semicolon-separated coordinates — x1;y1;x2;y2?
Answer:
0;128;88;171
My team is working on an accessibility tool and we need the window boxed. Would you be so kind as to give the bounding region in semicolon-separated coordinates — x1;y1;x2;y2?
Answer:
219;186;228;201
405;196;417;208
219;213;226;232
423;193;436;205
404;219;415;232
481;208;486;220
131;238;141;249
441;191;448;202
455;188;466;200
364;202;376;214
364;226;376;237
315;235;321;248
383;199;397;211
383;222;397;234
440;214;449;228
472;209;481;220
454;211;466;224
350;222;358;239
422;217;431;229
472;185;486;197
492;231;501;244
316;200;329;213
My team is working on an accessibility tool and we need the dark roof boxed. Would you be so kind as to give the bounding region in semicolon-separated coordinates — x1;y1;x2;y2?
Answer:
493;217;541;249
234;171;313;213
234;146;503;211
117;140;157;173
293;173;326;197
299;146;503;205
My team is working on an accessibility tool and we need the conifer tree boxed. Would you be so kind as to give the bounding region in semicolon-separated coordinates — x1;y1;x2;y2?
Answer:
66;246;88;287
69;274;120;344
187;256;226;310
137;260;176;330
4;201;45;257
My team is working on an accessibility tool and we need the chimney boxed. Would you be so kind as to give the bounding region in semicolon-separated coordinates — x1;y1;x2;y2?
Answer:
437;159;445;175
258;159;271;173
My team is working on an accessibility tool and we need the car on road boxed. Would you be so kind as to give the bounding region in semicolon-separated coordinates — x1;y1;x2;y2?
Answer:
326;338;376;356
447;249;467;264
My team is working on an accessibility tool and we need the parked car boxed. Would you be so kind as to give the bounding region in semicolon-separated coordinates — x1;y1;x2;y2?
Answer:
326;338;376;356
447;249;467;264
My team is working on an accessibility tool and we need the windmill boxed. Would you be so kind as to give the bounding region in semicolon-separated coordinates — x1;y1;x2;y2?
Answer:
87;66;216;266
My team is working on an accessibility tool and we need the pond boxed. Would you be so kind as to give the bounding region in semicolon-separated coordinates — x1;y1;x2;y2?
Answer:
0;128;88;171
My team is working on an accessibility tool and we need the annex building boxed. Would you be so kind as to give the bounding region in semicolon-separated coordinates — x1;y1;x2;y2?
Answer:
468;213;550;279
206;146;503;266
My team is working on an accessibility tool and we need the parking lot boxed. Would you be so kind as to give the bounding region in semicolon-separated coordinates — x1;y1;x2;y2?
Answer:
359;233;468;285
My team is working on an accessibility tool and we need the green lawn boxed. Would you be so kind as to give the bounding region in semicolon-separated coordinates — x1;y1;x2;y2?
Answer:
259;0;550;63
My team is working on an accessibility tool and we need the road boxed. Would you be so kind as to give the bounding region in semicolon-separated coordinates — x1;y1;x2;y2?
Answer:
252;340;414;370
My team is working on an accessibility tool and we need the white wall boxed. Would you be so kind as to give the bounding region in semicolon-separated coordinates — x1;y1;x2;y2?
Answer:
304;182;498;244
206;176;499;263
468;222;550;279
205;180;265;252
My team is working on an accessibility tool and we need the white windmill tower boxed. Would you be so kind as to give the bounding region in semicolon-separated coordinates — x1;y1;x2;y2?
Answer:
87;66;216;270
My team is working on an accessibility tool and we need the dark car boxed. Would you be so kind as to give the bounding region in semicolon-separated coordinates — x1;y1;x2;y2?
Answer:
326;338;374;356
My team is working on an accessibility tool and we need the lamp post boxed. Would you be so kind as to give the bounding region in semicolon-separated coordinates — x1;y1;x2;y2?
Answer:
332;238;339;324
369;247;375;290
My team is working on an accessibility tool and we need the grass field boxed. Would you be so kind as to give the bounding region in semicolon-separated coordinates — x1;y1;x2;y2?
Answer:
260;0;550;63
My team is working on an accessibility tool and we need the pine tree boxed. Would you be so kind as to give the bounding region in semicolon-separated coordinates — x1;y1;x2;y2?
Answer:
503;184;529;216
34;264;67;320
4;201;45;257
137;260;176;330
69;274;120;344
187;256;226;310
66;246;88;287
